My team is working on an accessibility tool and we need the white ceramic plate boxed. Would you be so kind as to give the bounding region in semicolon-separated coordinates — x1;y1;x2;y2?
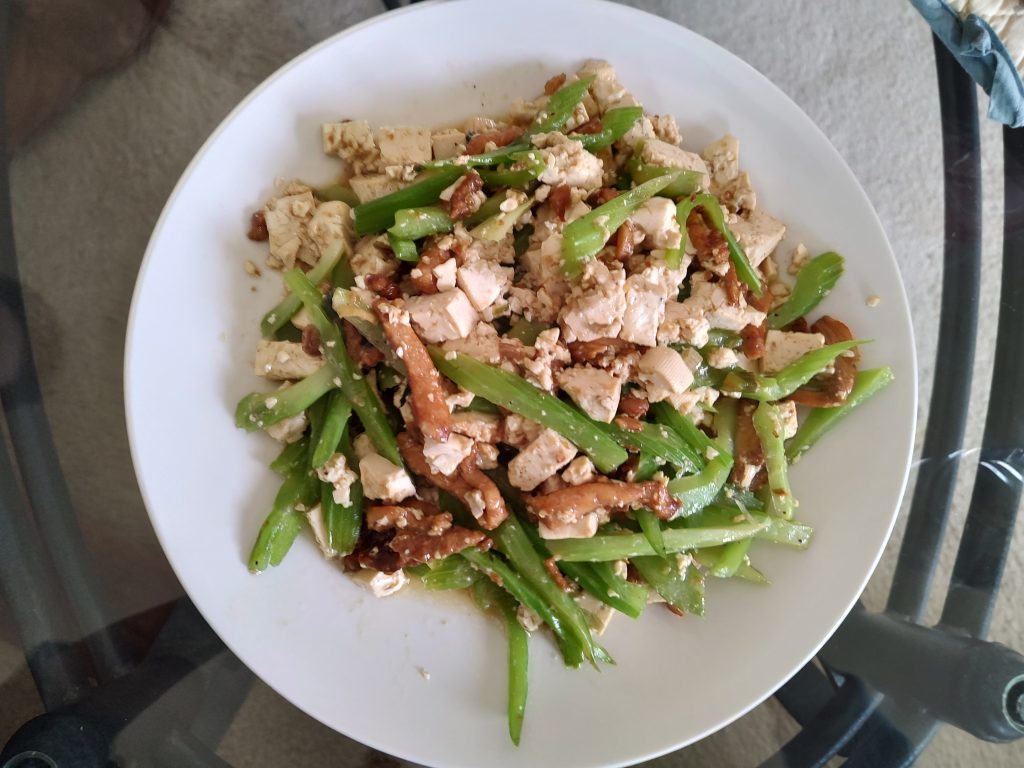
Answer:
125;1;916;766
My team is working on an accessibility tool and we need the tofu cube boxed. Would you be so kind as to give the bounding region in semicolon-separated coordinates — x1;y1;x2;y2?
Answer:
306;200;354;261
729;209;786;268
431;128;467;160
577;59;641;112
762;330;826;374
641;139;710;191
264;190;316;270
659;300;711;348
621;269;670;346
433;258;458;291
304;504;334;558
778;400;799;439
559;260;626;342
637;346;694;403
321;120;381;174
556;366;622;423
629;198;682;250
539;512;599;540
451;411;501;443
350;235;399;277
561;456;596;486
405;289;480;343
422;434;476;477
265;411;308;444
508;429;578;491
374;126;432;166
534;133;604;190
253;340;323;380
368;569;408;597
349;174;406;204
456;260;511;311
358;454;417;502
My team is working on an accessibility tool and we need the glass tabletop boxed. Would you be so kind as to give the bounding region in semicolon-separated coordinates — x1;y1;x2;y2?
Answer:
1;1;1022;766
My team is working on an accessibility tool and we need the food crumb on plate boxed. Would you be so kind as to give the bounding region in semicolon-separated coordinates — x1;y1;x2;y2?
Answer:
244;259;262;277
417;666;431;681
866;295;881;307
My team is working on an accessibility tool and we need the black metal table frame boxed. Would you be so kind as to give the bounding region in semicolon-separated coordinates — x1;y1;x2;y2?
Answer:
0;2;1021;765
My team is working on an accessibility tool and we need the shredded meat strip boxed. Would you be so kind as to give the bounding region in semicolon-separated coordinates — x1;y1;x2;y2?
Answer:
617;394;650;419
746;278;774;313
528;480;682;524
720;263;742;306
687;208;729;273
730;400;764;488
301;325;322;358
397;432;509;530
445;170;484;220
740;320;767;360
408;241;449;295
614;219;636;261
787;315;860;407
573;116;604;135
465;125;524;155
548;184;572;221
544;72;567;95
364;273;401;300
363;503;490;567
375;300;452;442
343;527;403;573
247;210;268;241
544;557;574;592
589;187;619;206
343;320;384;369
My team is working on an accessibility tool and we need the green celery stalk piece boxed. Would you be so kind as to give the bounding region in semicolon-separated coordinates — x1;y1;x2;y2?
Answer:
768;251;844;329
721;340;865;401
235;365;336;432
561;171;683;277
546;522;766;562
752;401;796;518
388;206;453;240
787;367;894;462
430;349;627;473
693;193;762;296
260;240;345;337
353;168;462;235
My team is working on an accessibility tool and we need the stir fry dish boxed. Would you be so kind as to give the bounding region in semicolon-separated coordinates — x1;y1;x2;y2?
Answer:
235;60;893;745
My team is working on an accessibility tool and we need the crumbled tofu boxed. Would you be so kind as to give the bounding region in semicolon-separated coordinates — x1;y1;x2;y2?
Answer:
637;346;694;403
629;197;682;250
316;452;359;506
368;569;408;598
538;512;599;540
658;300;711;348
685;275;767;333
475;443;499;470
264;190;317;270
265;411;308;444
465;489;487;521
522;327;572;392
359;454;417;502
729;209;786;268
762;330;826;374
422;433;476;477
445;386;476;412
778;400;799;439
532;132;604;190
576;591;615;635
244;259;260;277
451;411;501;442
516;604;543;632
577;59;641;112
789;243;810;275
349;174;406;204
456;260;512;311
405;289;480;343
374;126;432;166
321;120;381;174
621;266;673;346
508;428;578;491
433;258;458;291
650;114;681;145
350;235;399;277
441;326;502;364
707;347;739;369
253;340;323;380
289;305;314;330
557;366;622;423
561;456;596;486
431;128;467;160
640;139;710;191
305;503;334;558
502;414;544;448
462;116;505;134
560;260;626;342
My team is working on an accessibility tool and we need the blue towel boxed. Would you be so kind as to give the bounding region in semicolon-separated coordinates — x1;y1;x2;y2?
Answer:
913;0;1024;127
